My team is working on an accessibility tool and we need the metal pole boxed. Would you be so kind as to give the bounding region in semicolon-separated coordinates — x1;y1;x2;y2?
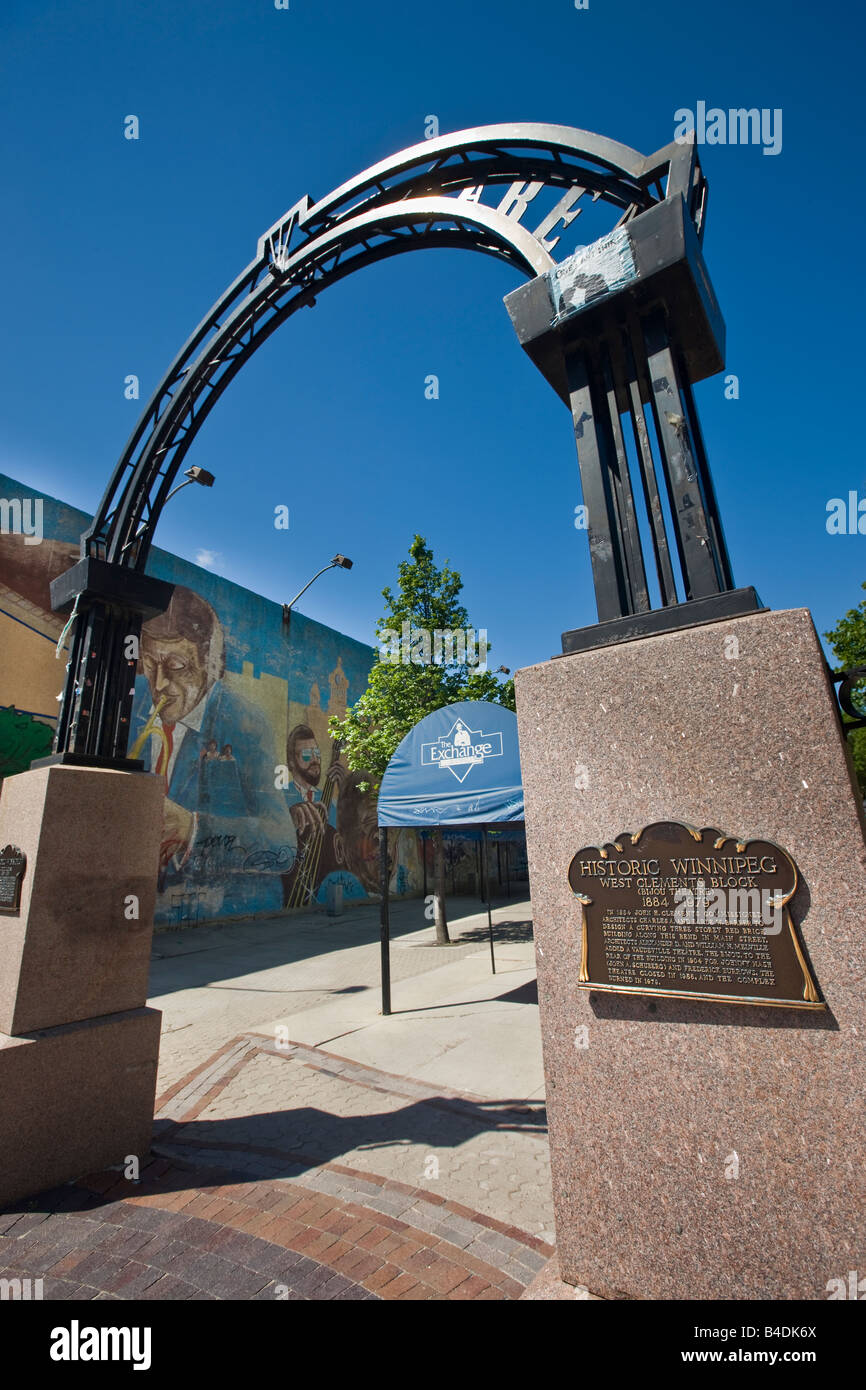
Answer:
421;830;427;902
483;828;496;975
283;561;337;616
505;840;511;899
379;827;391;1016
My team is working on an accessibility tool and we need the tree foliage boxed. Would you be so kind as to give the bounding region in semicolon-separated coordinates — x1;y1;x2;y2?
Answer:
329;535;515;787
824;583;866;792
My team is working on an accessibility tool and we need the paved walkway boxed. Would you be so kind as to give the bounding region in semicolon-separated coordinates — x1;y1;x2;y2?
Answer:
153;1029;554;1244
1;896;558;1299
0;1154;551;1300
151;896;543;1097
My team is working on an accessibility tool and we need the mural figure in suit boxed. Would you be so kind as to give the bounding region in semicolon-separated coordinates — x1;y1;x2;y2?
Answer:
281;723;347;908
283;724;342;832
130;585;296;920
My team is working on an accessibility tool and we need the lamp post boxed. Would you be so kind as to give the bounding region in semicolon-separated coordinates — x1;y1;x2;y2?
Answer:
282;554;353;624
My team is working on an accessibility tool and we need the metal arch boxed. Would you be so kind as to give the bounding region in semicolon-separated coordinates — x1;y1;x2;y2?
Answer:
262;122;656;247
53;121;708;766
89;202;556;570
277;193;558;279
833;667;866;733
83;123;699;571
109;203;555;570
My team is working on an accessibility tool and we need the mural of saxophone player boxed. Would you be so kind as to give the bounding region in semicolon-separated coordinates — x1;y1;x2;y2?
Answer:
130;585;296;919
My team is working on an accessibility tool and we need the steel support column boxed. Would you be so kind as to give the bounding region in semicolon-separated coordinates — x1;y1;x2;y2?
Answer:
565;347;633;622
642;311;726;601
379;827;391;1017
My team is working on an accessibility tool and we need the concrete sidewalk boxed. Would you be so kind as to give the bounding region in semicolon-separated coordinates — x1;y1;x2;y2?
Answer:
0;895;559;1301
151;896;544;1102
147;896;555;1245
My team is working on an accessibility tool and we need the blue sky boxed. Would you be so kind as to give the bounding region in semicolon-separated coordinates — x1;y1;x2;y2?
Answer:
1;0;864;672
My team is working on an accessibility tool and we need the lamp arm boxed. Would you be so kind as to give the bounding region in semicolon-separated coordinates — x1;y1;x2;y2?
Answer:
120;478;194;555
163;477;195;506
284;561;336;614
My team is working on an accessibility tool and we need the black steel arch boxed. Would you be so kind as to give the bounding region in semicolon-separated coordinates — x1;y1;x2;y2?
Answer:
52;122;705;764
85;123;702;571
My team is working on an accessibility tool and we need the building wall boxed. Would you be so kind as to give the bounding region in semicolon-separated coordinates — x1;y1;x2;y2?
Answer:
0;471;429;927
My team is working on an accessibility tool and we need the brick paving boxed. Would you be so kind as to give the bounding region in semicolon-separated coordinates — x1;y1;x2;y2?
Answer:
152;1031;555;1244
0;1153;550;1300
1;989;555;1300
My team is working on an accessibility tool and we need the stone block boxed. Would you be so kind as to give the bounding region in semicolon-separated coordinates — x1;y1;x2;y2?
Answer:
0;765;163;1034
0;1007;161;1207
515;608;866;1299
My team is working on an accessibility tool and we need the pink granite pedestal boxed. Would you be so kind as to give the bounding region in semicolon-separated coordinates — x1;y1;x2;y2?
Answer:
0;765;164;1206
0;1008;162;1205
516;608;866;1300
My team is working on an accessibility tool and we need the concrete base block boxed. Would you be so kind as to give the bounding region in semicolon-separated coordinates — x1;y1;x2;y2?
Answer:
0;1007;161;1207
516;608;866;1300
0;765;163;1034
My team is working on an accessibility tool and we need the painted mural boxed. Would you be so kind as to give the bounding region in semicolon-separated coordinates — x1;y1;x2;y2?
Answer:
0;471;426;927
130;584;298;923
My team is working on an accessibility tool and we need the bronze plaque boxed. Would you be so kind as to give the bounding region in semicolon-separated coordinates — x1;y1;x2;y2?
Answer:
0;844;26;916
568;821;824;1009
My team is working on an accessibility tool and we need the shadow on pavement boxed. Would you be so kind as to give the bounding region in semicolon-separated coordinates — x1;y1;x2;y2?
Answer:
149;897;530;1000
413;918;534;948
149;1089;549;1186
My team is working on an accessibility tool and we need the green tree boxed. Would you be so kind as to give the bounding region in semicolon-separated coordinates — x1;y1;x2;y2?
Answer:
825;583;866;793
329;535;515;943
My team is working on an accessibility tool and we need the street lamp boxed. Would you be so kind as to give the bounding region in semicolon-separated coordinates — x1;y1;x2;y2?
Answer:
282;554;353;623
120;466;215;555
164;465;216;502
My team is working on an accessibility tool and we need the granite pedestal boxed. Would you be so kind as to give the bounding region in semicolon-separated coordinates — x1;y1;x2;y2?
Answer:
0;764;164;1206
516;607;866;1300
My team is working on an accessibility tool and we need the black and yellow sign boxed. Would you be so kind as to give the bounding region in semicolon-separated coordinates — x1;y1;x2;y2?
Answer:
568;821;824;1009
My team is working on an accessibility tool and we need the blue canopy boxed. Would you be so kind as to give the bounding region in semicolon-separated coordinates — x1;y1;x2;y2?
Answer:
377;701;524;828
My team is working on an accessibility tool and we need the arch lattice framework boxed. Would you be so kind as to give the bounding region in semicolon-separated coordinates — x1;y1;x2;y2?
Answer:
53;123;706;764
86;124;704;569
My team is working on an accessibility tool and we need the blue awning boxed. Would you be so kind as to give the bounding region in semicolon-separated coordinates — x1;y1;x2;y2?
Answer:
377;701;524;828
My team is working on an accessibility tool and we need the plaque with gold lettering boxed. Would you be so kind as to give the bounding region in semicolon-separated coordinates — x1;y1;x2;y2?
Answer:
568;821;823;1009
0;844;26;917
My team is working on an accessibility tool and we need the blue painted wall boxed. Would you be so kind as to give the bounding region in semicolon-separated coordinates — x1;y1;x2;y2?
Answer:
0;470;428;926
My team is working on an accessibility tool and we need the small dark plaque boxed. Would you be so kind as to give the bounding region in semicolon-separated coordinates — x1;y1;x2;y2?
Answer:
0;844;26;916
568;821;824;1009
